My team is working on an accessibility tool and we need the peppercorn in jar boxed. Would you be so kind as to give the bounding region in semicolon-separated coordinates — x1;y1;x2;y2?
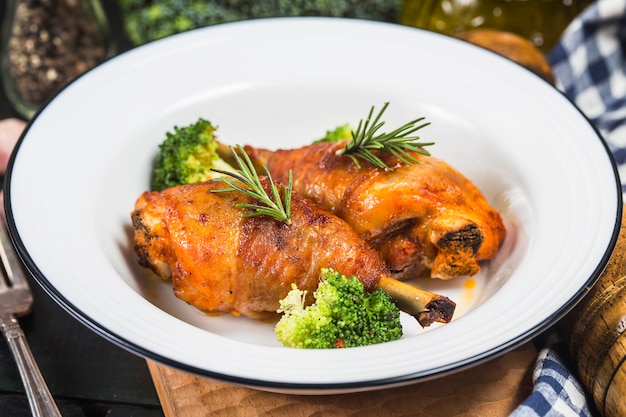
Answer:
1;0;113;118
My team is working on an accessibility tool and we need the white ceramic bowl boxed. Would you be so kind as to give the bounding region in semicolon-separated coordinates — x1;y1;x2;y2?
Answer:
5;17;622;394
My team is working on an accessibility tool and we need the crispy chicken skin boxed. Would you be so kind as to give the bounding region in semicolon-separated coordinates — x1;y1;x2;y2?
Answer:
244;141;506;280
131;179;386;318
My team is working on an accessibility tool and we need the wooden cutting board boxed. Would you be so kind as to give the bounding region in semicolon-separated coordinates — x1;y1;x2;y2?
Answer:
147;341;537;417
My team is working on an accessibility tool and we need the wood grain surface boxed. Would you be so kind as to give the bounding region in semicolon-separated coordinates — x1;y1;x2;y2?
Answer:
147;342;537;417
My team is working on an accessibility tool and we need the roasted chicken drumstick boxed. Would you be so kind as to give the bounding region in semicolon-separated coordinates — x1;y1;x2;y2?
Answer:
131;180;455;326
244;141;506;280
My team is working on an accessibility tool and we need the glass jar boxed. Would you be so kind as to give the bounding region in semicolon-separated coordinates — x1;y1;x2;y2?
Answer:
1;0;114;119
400;0;592;52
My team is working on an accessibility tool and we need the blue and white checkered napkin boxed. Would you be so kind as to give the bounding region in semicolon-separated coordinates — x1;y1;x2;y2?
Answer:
549;0;626;194
511;334;593;417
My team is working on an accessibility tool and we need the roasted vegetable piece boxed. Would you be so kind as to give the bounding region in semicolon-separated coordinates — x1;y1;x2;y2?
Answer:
275;268;402;349
151;118;234;191
117;0;403;45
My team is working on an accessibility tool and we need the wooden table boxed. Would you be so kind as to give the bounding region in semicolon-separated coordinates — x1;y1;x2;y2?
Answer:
147;342;537;417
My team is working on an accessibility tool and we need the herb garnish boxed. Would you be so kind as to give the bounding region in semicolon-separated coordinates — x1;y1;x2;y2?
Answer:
337;102;434;171
211;145;293;225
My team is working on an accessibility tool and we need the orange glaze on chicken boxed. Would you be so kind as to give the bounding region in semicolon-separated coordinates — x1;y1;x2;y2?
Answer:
245;141;506;280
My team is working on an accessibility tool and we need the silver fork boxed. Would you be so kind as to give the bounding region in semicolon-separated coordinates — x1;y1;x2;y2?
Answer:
0;193;62;417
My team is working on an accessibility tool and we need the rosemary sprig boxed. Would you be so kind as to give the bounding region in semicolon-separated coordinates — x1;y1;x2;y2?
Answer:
211;144;293;225
337;102;435;171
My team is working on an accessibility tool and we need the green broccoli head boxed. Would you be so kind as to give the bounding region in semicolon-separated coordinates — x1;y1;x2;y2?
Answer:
117;0;402;46
275;268;402;349
314;123;353;144
151;118;234;191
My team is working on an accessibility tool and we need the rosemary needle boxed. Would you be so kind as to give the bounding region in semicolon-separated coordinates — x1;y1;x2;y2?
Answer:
337;102;435;171
211;144;293;225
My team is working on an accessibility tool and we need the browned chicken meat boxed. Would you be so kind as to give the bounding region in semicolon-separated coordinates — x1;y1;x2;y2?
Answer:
244;142;506;280
131;179;455;326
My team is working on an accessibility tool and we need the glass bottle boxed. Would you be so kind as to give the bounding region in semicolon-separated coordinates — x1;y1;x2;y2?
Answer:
1;0;114;119
400;0;592;53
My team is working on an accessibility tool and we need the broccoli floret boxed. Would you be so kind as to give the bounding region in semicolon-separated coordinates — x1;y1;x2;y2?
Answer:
151;118;235;191
117;0;403;45
314;123;353;143
275;268;402;349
